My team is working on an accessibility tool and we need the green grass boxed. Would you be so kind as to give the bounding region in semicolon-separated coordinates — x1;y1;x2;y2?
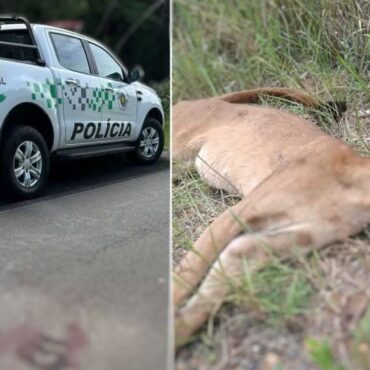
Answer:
228;258;313;325
173;0;370;104
306;339;346;370
172;162;241;261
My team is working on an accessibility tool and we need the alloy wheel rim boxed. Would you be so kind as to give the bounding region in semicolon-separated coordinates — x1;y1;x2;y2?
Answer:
139;127;160;158
13;141;43;188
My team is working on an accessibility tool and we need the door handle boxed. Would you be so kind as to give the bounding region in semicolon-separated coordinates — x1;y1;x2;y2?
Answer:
104;87;114;93
65;79;80;87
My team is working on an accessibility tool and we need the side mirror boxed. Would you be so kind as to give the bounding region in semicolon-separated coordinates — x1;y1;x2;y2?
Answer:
107;72;124;81
129;66;144;83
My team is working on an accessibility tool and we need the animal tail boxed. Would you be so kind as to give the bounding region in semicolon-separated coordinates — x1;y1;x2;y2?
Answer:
220;87;347;119
220;87;318;106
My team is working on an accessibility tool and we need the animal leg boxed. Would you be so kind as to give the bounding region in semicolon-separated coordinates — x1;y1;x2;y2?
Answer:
173;200;248;307
175;225;315;347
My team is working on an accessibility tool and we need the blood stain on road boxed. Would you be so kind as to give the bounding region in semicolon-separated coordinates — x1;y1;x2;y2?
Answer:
0;323;88;369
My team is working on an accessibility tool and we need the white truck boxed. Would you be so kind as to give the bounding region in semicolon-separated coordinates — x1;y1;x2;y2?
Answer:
0;17;165;198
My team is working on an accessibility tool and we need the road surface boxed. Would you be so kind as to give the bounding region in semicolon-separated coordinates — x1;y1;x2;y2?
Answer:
0;154;171;370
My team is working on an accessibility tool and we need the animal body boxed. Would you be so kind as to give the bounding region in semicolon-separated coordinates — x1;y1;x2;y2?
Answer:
173;88;370;347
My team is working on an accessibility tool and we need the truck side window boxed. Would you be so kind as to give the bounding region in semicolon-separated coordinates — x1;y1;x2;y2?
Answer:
51;33;90;74
89;43;124;82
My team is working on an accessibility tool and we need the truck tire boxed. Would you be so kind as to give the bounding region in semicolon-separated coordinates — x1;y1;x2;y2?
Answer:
1;125;49;199
129;118;164;164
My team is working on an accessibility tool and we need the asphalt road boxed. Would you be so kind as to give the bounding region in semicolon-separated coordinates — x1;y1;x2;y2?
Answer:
0;154;171;370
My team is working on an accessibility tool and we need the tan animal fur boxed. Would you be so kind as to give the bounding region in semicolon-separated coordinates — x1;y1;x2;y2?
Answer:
173;87;370;347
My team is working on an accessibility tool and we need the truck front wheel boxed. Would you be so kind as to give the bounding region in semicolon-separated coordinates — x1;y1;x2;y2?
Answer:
129;118;164;165
1;125;49;199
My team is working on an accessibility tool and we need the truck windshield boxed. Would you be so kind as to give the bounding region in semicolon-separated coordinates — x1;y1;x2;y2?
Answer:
0;28;37;63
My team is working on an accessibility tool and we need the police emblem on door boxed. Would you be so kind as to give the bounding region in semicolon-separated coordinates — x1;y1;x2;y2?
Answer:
119;92;128;109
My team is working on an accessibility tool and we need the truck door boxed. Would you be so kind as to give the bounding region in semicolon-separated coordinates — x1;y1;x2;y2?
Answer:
48;32;103;146
88;42;138;142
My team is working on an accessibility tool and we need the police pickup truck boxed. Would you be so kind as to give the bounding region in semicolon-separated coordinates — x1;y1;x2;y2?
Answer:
0;17;165;198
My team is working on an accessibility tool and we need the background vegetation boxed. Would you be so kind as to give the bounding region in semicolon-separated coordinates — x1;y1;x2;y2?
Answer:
173;0;369;104
173;1;370;369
